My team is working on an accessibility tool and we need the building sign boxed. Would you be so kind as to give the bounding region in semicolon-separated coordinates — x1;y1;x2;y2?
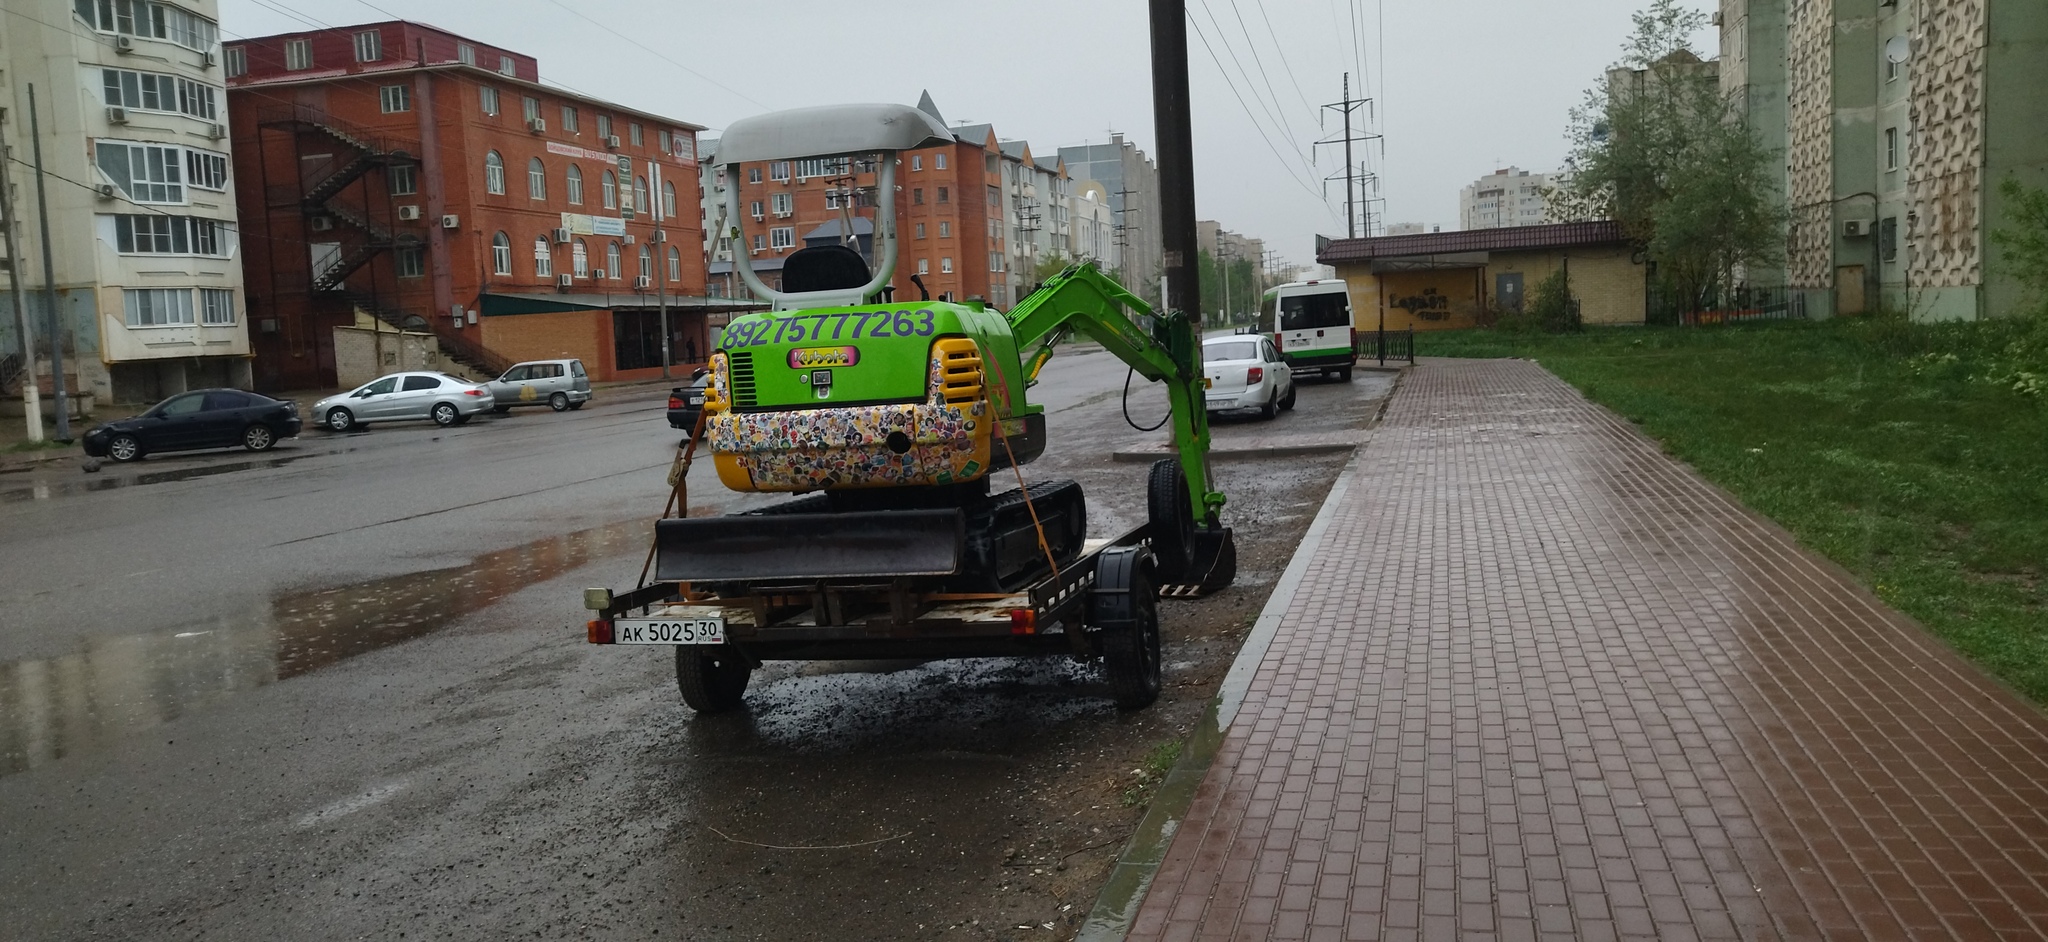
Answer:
560;212;627;237
545;141;613;162
544;136;697;168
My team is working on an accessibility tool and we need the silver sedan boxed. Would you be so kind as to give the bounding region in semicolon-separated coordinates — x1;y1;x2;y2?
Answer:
313;371;497;432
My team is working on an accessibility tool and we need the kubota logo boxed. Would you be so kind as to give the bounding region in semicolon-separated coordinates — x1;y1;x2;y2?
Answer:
788;346;859;369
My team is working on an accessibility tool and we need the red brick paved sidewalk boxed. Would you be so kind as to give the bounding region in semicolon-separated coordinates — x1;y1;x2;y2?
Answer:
1127;359;2048;941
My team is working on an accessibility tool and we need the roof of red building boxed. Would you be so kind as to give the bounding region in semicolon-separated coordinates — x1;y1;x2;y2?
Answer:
1318;220;1628;264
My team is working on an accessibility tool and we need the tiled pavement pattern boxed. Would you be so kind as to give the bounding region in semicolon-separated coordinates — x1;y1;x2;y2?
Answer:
1128;359;2048;941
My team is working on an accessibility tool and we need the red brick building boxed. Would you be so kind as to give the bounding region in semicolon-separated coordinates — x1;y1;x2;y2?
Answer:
227;21;738;389
710;99;1015;307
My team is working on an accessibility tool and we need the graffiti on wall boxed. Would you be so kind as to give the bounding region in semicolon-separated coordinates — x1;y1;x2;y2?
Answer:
1389;288;1453;321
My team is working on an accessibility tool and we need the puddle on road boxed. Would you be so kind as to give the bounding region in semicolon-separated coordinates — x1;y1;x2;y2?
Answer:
0;518;649;777
0;451;331;503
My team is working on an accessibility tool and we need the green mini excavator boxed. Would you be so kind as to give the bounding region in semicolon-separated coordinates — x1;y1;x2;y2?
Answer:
585;103;1236;713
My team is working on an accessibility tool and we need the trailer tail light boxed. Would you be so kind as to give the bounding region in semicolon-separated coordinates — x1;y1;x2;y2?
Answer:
1009;608;1037;635
587;620;615;644
1246;366;1263;384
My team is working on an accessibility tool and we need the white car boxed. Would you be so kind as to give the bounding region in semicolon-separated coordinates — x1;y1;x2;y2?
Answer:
313;371;496;432
1202;335;1295;420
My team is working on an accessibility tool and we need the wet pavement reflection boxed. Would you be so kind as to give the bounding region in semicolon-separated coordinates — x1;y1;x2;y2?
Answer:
0;451;330;503
0;518;644;776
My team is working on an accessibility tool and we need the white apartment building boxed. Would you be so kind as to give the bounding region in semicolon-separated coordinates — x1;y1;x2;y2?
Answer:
1070;182;1117;272
1458;167;1561;230
996;141;1071;303
1;0;249;403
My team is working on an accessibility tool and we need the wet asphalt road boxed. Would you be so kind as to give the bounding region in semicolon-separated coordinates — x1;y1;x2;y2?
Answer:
0;348;1393;941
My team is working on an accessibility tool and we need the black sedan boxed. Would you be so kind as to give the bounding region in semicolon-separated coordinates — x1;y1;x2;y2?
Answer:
82;388;303;462
668;368;710;439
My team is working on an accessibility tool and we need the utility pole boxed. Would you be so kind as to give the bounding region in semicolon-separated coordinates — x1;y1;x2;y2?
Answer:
27;86;68;441
1147;0;1199;330
0;119;44;442
648;157;671;380
1318;74;1381;240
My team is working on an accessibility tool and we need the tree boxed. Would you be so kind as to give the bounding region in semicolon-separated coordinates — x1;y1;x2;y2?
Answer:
1991;178;2048;317
1553;0;1784;312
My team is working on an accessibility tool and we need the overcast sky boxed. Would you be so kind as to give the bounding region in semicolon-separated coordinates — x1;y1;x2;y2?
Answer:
217;0;1713;270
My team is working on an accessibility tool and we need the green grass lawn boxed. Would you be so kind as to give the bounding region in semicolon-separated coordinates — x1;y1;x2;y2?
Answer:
1424;317;2048;702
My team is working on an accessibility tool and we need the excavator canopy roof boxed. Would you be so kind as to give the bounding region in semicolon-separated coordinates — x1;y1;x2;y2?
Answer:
716;103;955;165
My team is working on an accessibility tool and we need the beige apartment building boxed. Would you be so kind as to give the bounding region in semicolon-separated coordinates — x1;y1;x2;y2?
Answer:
1458;167;1564;230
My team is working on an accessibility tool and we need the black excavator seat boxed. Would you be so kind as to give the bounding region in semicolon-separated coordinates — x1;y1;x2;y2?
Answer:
781;244;871;293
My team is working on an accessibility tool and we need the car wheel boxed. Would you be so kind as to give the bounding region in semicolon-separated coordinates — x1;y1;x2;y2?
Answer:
491;404;511;414
1338;366;1354;383
325;408;355;432
549;391;570;412
1259;389;1278;420
431;403;460;427
453;413;473;426
107;433;143;462
1280;382;1297;411
568;401;585;411
242;424;276;452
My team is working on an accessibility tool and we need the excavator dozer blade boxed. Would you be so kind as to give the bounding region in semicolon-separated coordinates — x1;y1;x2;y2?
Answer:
655;509;966;584
1160;526;1237;598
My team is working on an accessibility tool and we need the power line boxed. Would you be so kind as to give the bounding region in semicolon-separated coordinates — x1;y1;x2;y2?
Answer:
539;0;771;112
1218;0;1306;148
1251;0;1317;122
1183;11;1333;216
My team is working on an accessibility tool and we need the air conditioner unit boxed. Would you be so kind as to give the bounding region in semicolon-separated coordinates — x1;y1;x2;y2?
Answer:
751;212;764;221
556;274;574;288
526;118;546;134
1711;11;1723;25
207;123;226;140
106;106;128;124
203;49;218;67
591;269;607;280
654;230;667;243
309;216;334;232
634;275;652;289
113;35;134;53
94;184;117;201
622;234;636;245
774;210;792;219
440;214;460;229
552;227;572;244
1842;219;1867;237
396;205;423;221
605;135;621;150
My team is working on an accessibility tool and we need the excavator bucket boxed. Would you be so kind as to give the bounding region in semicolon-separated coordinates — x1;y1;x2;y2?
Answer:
655;509;966;584
1159;526;1237;598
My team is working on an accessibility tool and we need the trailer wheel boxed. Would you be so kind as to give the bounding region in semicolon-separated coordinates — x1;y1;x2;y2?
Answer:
1093;547;1162;710
676;645;751;714
1147;458;1195;578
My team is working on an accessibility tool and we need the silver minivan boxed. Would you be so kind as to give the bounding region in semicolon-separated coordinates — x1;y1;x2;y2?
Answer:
487;359;592;412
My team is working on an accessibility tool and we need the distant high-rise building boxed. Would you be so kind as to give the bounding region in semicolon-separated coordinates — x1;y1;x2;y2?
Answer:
1059;134;1163;305
1459;167;1563;230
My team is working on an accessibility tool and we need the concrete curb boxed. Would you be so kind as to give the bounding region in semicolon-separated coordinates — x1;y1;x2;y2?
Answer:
1109;439;1362;463
1074;449;1366;941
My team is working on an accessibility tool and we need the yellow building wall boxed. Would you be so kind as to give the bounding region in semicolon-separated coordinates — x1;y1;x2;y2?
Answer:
1336;245;1647;331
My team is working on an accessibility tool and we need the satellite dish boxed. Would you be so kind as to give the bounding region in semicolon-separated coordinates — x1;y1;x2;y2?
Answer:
1884;35;1911;63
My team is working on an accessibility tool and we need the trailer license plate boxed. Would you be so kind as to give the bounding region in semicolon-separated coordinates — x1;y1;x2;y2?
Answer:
611;617;726;645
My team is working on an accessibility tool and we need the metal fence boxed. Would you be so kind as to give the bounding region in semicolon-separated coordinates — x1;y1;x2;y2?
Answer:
1354;328;1416;367
1646;285;1801;327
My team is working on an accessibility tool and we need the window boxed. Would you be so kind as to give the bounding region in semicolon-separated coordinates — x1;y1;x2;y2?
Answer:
607;242;621;279
935;153;947;170
457;42;475;66
480;86;500;116
752;234;766;251
630;123;643;145
747;167;762;184
937;186;949;203
915;223;926;239
939;221;950;238
78;0;218;51
185;149;227;190
913;188;924;206
596;114;612;140
661;181;678;218
989;251;1003;272
380;84;410;113
668;246;681;282
353;29;382;62
565;164;584;204
770;161;791;182
988;185;1000;206
917;258;929;275
124;287;194;326
770;192;793;215
101;69;217;119
97;141;183;203
201;289;234;325
401;375;442;392
396;245;424;277
223;46;245;77
1887;56;1902;83
498;55;516;76
528;158;547;199
113;214;224;255
389;164;416;196
484;151;505;194
633;175;649;213
492;232;512;274
285;38;311;70
639;246;653;278
795;157;849;179
572;239;588;277
523;96;541;124
769;227;795;250
1884;127;1900;171
941;257;953;273
912;155;922;171
750;199;764;219
601;170;618;208
533;236;552;276
562;106;579;133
